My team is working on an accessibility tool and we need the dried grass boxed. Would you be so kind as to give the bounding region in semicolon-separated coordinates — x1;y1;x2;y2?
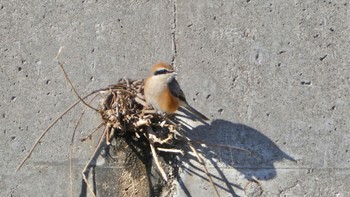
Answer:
16;47;220;197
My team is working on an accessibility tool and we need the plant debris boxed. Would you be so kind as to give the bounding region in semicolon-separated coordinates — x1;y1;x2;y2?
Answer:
16;47;220;197
98;78;183;182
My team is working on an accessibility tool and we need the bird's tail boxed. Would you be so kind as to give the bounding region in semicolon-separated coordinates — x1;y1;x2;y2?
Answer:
181;102;209;121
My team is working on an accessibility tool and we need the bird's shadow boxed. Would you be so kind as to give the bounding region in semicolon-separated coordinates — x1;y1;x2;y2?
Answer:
175;117;296;196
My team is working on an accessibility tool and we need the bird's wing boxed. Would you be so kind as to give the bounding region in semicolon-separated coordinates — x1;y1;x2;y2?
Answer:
168;78;187;102
169;78;209;121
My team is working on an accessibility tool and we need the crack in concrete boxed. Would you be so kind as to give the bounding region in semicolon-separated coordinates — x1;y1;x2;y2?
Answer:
278;181;300;196
171;0;177;67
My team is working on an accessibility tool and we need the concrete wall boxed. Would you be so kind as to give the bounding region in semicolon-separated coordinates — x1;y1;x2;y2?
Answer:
1;0;349;196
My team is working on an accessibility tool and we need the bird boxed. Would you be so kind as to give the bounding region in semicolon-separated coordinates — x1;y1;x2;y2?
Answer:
144;62;209;121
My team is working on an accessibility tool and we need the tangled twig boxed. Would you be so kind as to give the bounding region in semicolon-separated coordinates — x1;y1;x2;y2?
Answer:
16;47;221;197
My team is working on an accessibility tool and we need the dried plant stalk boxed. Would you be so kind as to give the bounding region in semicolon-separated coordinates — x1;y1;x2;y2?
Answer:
17;48;221;197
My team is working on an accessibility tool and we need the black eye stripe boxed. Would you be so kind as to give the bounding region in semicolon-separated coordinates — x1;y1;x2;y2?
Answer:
154;69;173;75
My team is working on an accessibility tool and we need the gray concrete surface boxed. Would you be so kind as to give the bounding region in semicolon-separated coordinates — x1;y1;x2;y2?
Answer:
1;0;350;196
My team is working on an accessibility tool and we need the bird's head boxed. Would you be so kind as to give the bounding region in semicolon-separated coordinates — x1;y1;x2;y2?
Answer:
149;62;176;83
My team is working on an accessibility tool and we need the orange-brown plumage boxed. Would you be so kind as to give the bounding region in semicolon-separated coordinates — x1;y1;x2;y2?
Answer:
144;62;209;120
144;62;178;113
158;87;179;113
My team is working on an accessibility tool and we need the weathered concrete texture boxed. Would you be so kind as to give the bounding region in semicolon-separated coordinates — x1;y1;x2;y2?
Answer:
1;0;173;196
174;0;350;196
1;0;350;196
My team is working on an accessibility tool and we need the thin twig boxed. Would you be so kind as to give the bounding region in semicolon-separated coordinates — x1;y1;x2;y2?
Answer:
56;47;99;112
188;141;220;197
148;132;173;145
149;142;168;182
135;97;148;107
157;147;184;155
101;88;135;97
69;93;100;197
82;125;107;197
15;90;99;172
176;129;220;197
69;110;85;197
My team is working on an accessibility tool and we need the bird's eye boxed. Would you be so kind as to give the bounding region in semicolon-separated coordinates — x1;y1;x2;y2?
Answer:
154;69;172;75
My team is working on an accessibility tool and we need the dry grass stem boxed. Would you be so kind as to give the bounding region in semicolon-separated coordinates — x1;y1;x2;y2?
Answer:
17;48;221;196
157;148;184;155
149;141;168;182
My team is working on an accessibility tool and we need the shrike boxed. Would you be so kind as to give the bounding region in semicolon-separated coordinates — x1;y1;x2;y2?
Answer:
144;62;209;121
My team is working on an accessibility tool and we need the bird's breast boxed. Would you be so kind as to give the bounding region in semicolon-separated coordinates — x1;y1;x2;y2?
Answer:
157;87;179;114
144;77;179;114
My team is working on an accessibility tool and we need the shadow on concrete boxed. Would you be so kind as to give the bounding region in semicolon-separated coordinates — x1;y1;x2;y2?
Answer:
78;115;295;196
176;118;296;196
